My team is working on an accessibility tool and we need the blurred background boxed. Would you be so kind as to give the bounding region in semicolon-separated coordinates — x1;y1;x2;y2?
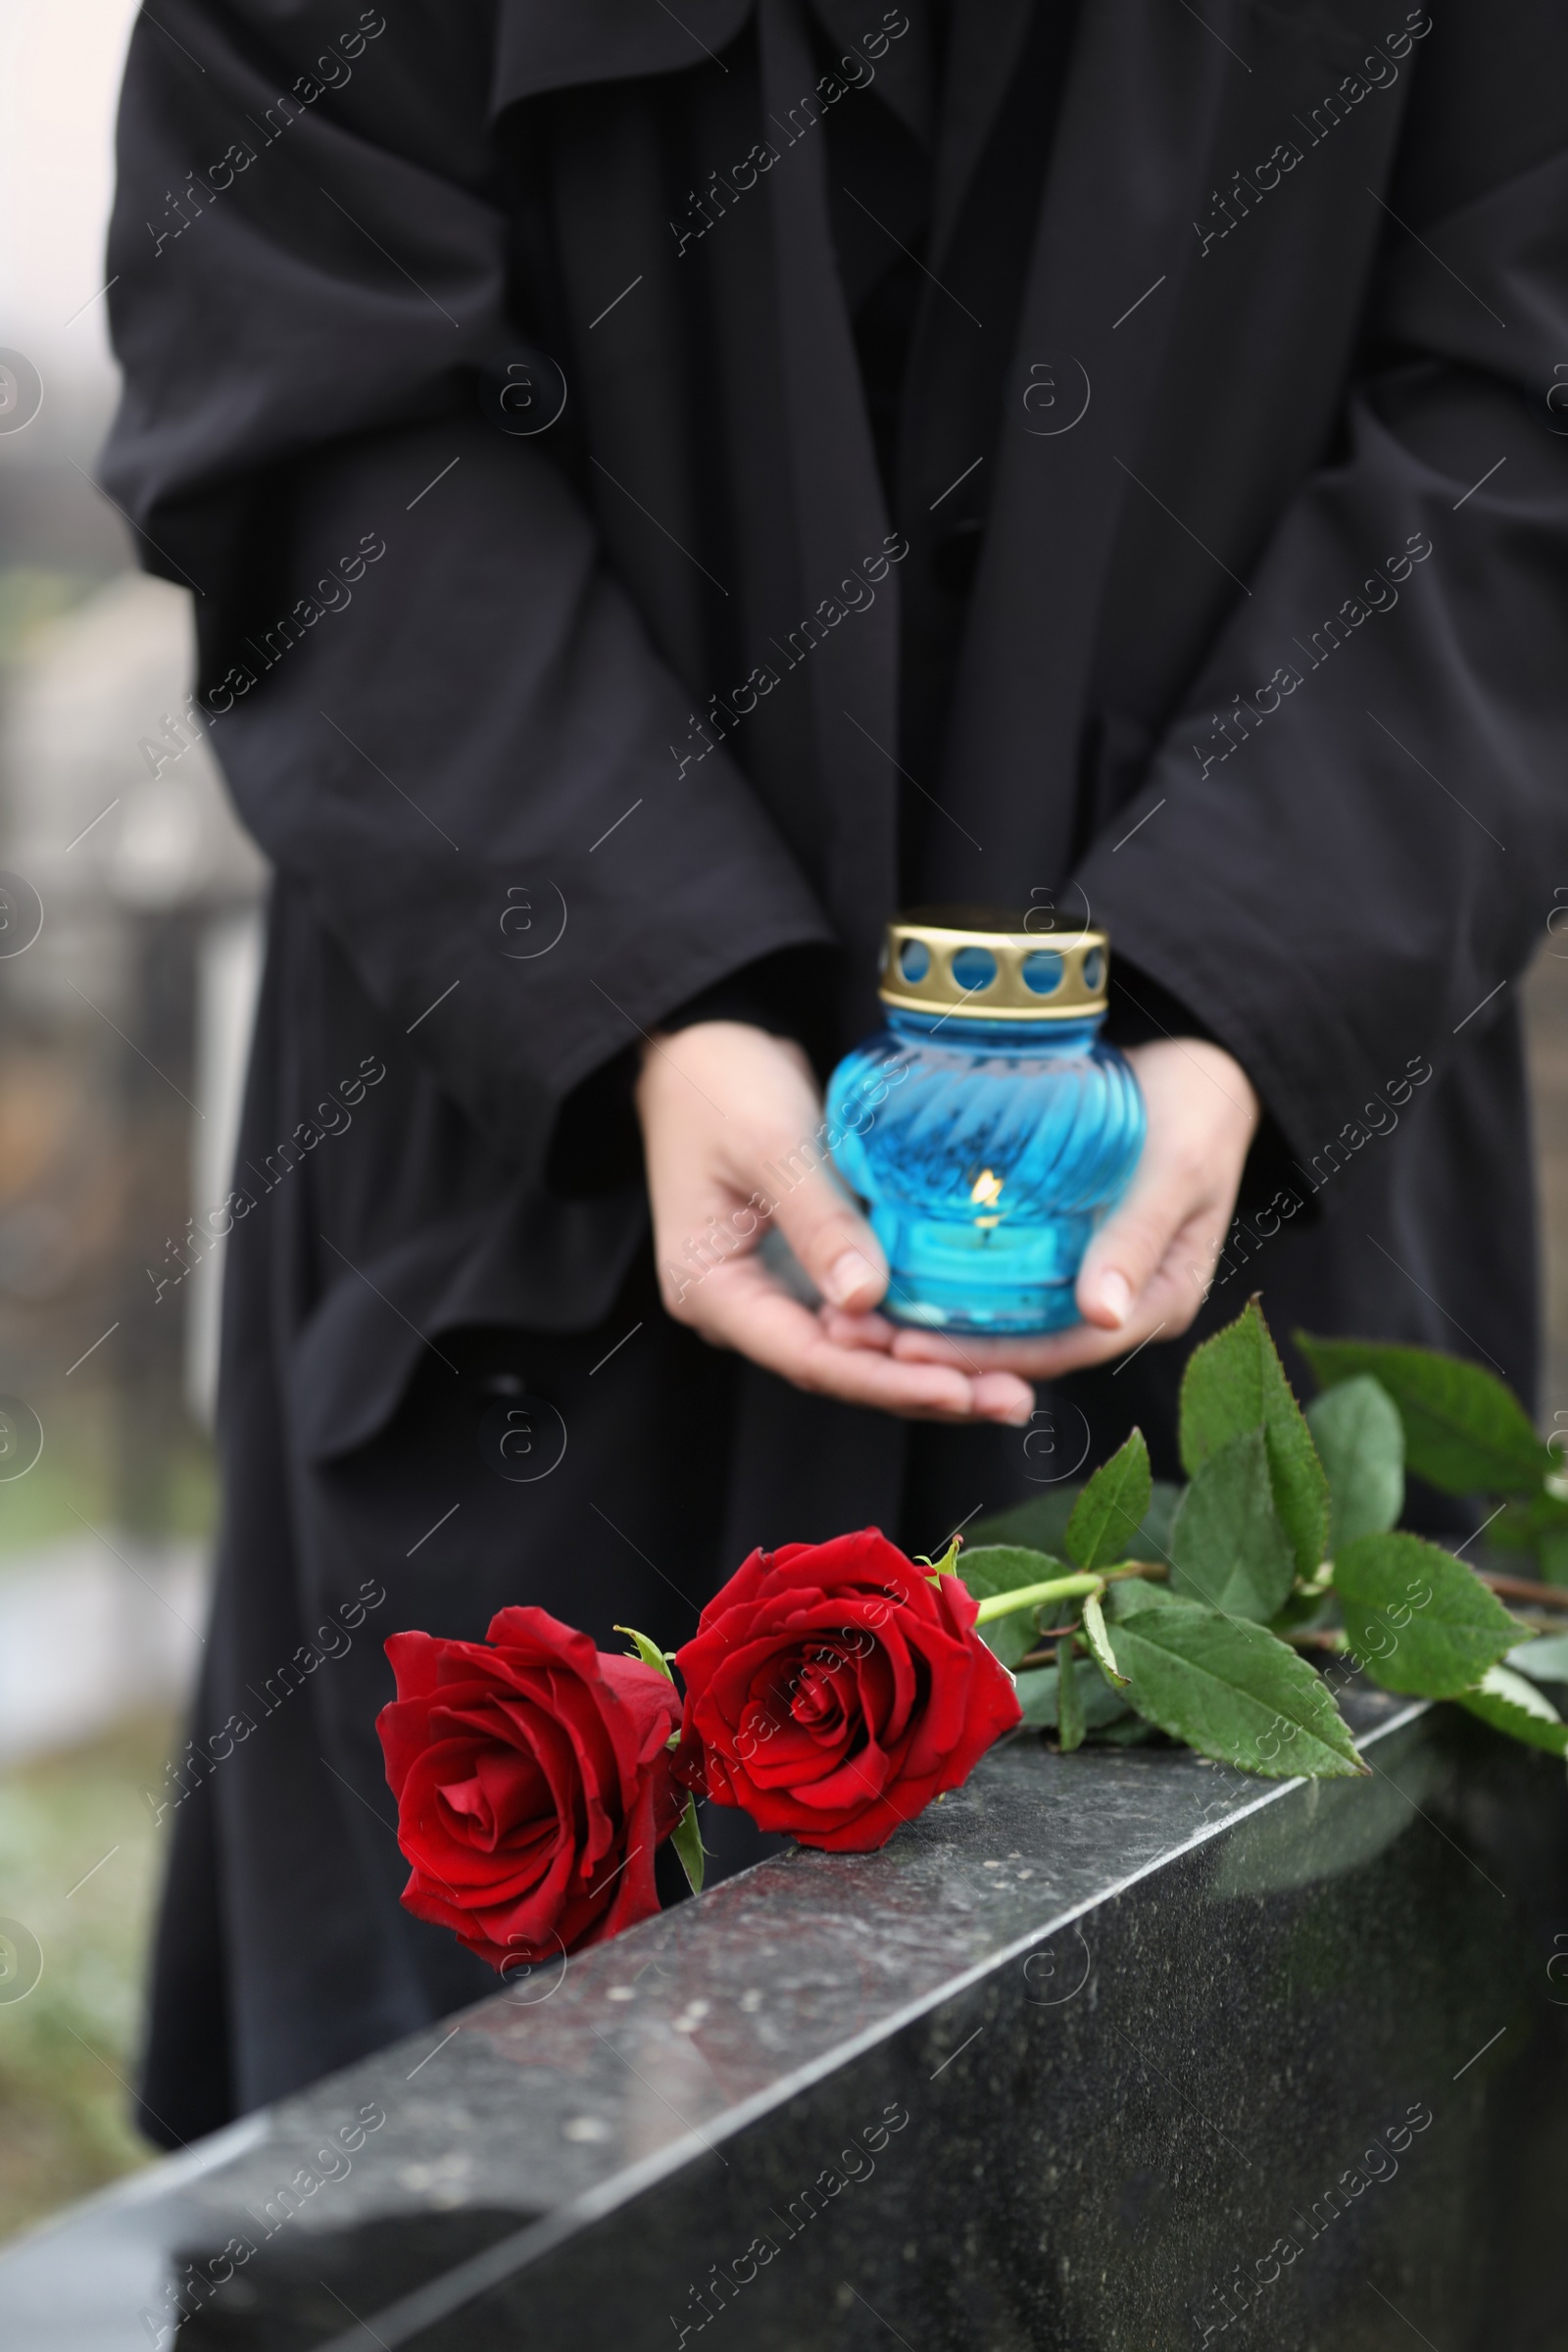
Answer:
0;0;266;2240
3;0;1568;2255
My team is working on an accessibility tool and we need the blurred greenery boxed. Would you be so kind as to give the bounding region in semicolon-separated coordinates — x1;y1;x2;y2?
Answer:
0;567;97;669
0;1393;216;1565
0;1712;174;2245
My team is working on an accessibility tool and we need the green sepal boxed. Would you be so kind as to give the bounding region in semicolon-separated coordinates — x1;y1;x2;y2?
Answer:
1297;1333;1550;1497
1306;1376;1404;1551
1169;1427;1296;1622
1056;1636;1086;1752
1081;1591;1125;1686
1333;1532;1520;1698
1065;1430;1152;1572
1458;1664;1568;1757
616;1625;676;1682
669;1791;707;1895
1180;1300;1328;1575
916;1531;963;1581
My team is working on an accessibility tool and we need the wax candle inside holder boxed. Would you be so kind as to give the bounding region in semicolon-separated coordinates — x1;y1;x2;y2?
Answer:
826;909;1146;1335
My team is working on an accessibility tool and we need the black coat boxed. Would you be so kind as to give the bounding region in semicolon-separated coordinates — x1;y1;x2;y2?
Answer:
105;0;1568;2136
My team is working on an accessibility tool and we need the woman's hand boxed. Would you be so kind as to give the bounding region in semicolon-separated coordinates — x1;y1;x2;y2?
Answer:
636;1026;1259;1416
821;1037;1260;1381
636;1022;1036;1422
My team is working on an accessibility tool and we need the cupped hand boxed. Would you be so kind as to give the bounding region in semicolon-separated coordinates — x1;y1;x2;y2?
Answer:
819;1038;1260;1382
635;1022;1036;1424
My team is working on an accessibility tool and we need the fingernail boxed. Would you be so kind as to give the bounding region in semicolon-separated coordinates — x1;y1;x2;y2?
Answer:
1098;1271;1133;1326
824;1249;873;1306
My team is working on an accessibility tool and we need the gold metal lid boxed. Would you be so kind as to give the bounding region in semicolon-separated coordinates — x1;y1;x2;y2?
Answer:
877;906;1109;1020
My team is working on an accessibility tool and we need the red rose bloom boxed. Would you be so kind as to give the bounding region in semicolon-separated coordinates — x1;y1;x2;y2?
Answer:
377;1607;683;1970
672;1530;1021;1853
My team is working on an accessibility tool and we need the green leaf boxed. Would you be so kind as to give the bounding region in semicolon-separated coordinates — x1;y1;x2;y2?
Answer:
1012;1663;1131;1733
1306;1377;1404;1552
1268;1587;1337;1638
968;1489;1080;1555
1081;1591;1125;1685
958;1544;1072;1669
1090;1714;1166;1746
957;1544;1067;1598
1479;1492;1568;1582
1056;1637;1085;1751
1505;1632;1568;1684
1181;1301;1328;1574
1065;1430;1152;1571
1333;1532;1520;1697
1297;1334;1549;1497
615;1624;675;1681
1107;1577;1200;1619
1014;1665;1059;1728
1112;1602;1364;1779
669;1792;707;1894
1137;1482;1183;1565
1541;1526;1568;1587
1169;1428;1297;1622
973;1480;1182;1568
1463;1495;1558;1553
1458;1664;1568;1757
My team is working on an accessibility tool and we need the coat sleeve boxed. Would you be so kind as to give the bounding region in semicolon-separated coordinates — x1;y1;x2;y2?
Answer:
1076;19;1568;1178
102;1;833;1180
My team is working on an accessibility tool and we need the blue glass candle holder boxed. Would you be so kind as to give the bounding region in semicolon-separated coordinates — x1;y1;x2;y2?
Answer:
825;910;1146;1335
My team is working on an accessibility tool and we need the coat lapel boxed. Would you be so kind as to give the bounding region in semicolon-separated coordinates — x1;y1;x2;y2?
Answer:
490;0;754;115
759;0;903;1007
928;0;1035;266
808;0;934;143
928;0;1240;903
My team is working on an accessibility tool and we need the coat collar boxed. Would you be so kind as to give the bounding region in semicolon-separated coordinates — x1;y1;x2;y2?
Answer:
929;0;1036;264
490;0;754;116
808;0;933;144
760;0;903;984
927;0;1240;900
807;0;1037;267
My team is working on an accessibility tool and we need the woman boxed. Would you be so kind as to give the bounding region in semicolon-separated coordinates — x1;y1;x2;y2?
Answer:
105;0;1568;2140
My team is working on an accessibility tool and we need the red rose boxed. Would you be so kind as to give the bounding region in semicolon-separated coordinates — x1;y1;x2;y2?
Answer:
377;1606;682;1971
672;1529;1021;1853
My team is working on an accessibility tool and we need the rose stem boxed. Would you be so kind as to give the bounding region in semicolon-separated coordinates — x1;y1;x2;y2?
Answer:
972;1572;1103;1625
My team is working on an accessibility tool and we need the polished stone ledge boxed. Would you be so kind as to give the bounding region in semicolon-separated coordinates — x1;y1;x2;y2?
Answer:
3;1685;1565;2351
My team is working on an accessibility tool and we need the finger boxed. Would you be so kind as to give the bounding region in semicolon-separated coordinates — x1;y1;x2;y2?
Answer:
692;1257;1031;1421
887;1250;1199;1380
970;1370;1037;1421
820;1305;1037;1414
1074;1162;1188;1331
887;1318;1136;1381
817;1306;902;1353
765;1157;888;1313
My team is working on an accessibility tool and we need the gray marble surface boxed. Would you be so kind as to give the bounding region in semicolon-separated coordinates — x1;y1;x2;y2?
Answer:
4;1687;1566;2352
